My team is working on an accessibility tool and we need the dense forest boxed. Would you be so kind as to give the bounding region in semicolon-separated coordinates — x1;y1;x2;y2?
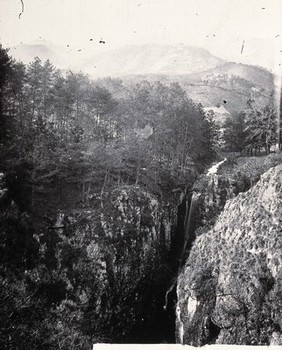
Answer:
223;101;278;155
0;42;279;349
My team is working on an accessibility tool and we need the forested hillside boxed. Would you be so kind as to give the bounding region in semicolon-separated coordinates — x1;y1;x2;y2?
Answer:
1;46;218;210
0;44;216;349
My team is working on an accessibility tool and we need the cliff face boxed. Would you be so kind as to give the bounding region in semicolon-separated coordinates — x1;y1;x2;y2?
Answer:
191;154;282;233
1;166;183;346
55;185;179;342
176;164;282;345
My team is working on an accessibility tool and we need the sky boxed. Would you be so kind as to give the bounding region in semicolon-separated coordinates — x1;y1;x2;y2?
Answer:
0;0;282;73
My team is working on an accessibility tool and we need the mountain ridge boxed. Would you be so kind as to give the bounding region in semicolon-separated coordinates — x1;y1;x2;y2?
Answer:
81;43;225;77
9;42;275;113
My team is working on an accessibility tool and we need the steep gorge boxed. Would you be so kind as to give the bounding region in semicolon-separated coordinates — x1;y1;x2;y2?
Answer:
0;174;184;344
2;154;282;346
55;186;180;343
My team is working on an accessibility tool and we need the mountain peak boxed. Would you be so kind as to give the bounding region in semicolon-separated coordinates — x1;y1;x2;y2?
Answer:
81;44;225;77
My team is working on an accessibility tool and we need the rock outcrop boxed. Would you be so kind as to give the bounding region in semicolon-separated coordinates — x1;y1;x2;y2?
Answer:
55;185;179;342
176;164;282;345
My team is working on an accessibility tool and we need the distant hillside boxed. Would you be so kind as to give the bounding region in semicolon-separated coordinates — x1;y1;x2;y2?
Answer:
82;44;225;77
10;42;275;114
187;62;274;91
85;46;274;112
181;62;275;113
182;83;273;114
9;42;67;67
119;61;274;114
123;71;274;114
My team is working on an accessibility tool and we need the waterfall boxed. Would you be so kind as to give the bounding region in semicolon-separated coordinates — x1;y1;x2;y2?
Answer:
164;158;227;313
163;191;200;310
175;157;229;344
180;191;201;266
164;159;227;311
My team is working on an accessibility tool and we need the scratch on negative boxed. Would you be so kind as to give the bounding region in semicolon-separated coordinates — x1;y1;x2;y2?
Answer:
19;0;24;19
241;40;245;54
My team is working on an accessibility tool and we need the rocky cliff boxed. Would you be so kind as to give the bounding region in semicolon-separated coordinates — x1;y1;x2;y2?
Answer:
53;185;181;342
176;164;282;345
0;172;183;346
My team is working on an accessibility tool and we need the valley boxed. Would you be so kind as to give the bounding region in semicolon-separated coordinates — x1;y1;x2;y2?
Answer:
0;41;281;348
